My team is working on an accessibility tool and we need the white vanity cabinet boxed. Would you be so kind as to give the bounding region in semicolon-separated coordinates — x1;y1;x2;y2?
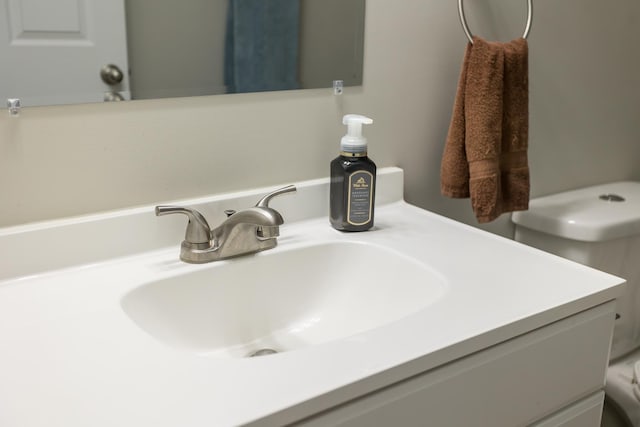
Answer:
0;168;625;427
292;302;615;427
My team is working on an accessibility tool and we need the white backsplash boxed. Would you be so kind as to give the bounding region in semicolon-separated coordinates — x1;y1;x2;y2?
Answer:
0;167;403;281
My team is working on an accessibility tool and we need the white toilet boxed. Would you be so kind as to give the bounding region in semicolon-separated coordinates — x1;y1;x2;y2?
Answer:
512;182;640;427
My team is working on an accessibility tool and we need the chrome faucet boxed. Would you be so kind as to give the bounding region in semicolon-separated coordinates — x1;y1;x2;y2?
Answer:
156;185;296;263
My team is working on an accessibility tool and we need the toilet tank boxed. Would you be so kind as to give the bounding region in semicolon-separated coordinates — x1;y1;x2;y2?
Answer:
512;182;640;360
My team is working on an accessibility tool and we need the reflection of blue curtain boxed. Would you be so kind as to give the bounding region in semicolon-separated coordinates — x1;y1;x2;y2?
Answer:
224;0;300;93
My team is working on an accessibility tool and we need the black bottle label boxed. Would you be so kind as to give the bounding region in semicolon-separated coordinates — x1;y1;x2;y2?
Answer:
347;171;373;225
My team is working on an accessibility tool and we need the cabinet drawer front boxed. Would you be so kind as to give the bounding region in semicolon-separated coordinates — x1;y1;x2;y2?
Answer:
531;392;604;427
294;302;615;427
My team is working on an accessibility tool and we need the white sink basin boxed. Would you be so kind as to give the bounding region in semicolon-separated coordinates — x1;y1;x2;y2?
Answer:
121;241;447;358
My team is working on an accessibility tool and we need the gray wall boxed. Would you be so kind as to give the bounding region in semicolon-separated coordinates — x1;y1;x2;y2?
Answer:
299;0;365;88
126;0;228;98
1;0;639;239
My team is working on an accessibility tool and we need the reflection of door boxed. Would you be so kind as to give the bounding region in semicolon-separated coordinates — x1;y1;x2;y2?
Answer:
0;0;130;107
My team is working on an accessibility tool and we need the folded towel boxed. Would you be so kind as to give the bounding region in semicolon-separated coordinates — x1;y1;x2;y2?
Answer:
441;36;529;223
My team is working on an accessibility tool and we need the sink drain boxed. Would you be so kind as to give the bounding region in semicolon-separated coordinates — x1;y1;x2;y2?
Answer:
599;194;625;202
247;348;279;358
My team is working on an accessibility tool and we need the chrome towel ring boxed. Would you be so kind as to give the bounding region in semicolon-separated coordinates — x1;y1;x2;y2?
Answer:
458;0;533;44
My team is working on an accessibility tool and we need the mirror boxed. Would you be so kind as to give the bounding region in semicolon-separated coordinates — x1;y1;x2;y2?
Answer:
0;0;365;107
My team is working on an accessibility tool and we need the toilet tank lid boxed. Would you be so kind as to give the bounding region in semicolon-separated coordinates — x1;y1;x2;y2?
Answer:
512;182;640;242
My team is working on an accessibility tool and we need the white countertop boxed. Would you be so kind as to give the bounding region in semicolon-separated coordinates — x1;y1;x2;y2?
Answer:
0;169;625;427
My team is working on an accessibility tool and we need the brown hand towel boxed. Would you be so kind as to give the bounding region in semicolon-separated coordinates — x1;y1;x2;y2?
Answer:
441;36;529;223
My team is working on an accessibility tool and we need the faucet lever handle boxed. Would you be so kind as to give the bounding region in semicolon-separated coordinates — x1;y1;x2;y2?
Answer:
155;205;211;244
255;185;297;208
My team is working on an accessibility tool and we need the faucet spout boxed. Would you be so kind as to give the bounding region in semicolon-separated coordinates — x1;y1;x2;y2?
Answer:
210;206;285;258
257;225;279;239
219;207;284;229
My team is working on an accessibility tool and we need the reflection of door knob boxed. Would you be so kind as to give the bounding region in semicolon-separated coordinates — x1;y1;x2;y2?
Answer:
100;64;124;85
103;92;124;102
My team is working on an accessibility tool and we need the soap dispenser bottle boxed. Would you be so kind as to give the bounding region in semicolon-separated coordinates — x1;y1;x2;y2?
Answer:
330;114;376;231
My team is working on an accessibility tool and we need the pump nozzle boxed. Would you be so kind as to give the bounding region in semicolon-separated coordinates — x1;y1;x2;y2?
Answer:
341;114;373;154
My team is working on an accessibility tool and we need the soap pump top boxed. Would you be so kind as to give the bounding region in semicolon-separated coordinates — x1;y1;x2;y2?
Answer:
341;114;373;155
